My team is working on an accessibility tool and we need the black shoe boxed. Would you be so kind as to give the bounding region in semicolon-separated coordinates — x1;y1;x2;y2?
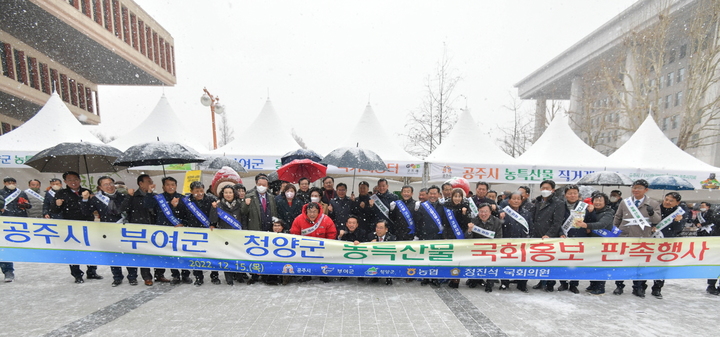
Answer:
171;277;182;285
430;280;441;287
557;284;568;292
448;280;459;289
111;280;122;287
227;280;234;286
569;285;579;294
320;277;331;283
545;285;554;292
651;289;663;299
74;276;84;284
129;279;138;286
517;285;528;293
87;273;103;280
632;288;645;298
357;277;365;282
485;285;493;293
182;276;193;284
370;278;379;283
211;278;221;285
339;277;348;281
532;282;543;290
585;284;596;292
707;286;720;295
194;277;204;286
613;286;624;295
420;279;430;286
467;280;478;288
386;279;393;285
590;288;606;295
246;279;256;285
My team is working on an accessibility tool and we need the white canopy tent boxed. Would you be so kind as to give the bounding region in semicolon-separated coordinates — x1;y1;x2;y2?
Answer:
425;108;516;182
0;92;104;167
109;95;208;153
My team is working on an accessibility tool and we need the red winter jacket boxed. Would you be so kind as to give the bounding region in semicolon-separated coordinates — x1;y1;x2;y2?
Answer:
290;204;337;239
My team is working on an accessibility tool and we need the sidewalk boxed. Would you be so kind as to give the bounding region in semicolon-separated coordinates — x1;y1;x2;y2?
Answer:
0;262;717;336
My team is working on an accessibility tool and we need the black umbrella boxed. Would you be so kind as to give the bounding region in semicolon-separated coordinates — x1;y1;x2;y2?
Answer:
113;141;206;176
281;149;323;165
199;156;248;173
25;142;124;190
321;145;386;194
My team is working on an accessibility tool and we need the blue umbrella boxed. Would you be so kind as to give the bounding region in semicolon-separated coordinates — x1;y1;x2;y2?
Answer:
647;175;695;191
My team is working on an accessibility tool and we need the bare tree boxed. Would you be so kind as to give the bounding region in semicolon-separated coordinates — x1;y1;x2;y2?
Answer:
497;93;534;157
217;112;234;147
291;128;307;149
403;45;461;158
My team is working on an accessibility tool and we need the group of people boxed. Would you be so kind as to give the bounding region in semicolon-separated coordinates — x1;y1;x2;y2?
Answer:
1;170;717;300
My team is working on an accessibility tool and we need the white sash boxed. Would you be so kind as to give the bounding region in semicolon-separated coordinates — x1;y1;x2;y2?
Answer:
24;189;44;202
471;224;496;238
3;188;21;204
561;202;588;236
47;190;56;198
301;214;326;235
623;197;651;230
467;198;479;218
95;193;110;206
697;212;715;233
502;206;529;233
371;194;390;220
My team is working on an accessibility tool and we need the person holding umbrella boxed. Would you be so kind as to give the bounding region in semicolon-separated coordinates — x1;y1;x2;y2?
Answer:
144;176;192;285
51;171;104;284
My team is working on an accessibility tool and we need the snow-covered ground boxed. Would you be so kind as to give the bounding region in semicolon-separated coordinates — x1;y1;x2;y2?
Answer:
1;262;718;336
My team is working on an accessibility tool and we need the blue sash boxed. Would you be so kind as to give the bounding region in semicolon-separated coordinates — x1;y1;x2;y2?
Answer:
394;200;415;234
443;207;465;239
182;197;210;228
217;208;242;230
154;194;181;226
421;201;443;234
593;226;621;237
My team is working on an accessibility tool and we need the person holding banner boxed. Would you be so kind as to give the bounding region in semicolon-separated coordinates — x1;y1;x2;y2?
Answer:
388;185;418;241
612;179;661;298
499;192;532;292
440;188;472;288
370;179;398;228
530;180;565;292
468;203;503;292
557;184;595;294
24;179;44;218
355;181;376;233
328;183;355;234
471;182;504;219
242;175;278;232
42;178;64;219
183;181;218;286
81;176;139;287
338;215;367;244
368;220;397;285
210;185;244;285
144;176;193;285
123;174;162;286
290;202;337;283
574;192;616;295
1;177;31;217
650;192;686;299
693;202;715;237
277;184;303;231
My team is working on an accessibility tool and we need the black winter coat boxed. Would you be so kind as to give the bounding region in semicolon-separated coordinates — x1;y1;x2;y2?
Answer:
276;195;303;230
502;207;532;238
416;200;447;240
182;194;217;228
470;215;503;239
530;196;565;238
82;192;128;223
659;206;684;238
144;192;187;226
340;228;368;243
51;187;93;221
389;198;418;240
210;199;243;230
586;206;614;236
329;196;356;230
442;200;473;240
122;190;156;224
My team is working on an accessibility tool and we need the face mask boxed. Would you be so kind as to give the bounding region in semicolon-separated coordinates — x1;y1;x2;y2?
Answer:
285;191;295;199
700;208;708;212
31;188;40;192
51;185;62;191
256;185;267;194
311;197;320;203
609;197;618;203
6;184;16;190
540;190;553;198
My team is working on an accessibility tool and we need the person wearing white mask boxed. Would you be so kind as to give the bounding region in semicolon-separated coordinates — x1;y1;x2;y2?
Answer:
529;179;565;292
42;178;64;219
276;184;302;230
0;177;31;217
241;174;277;232
608;190;622;212
309;187;330;215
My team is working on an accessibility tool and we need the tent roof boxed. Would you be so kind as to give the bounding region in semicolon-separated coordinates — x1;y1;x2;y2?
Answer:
425;108;515;164
607;115;719;171
518;113;607;168
0;92;103;151
109;95;208;152
211;98;299;156
333;103;419;162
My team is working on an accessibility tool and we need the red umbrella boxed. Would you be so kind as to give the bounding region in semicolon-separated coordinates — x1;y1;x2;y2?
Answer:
277;159;327;183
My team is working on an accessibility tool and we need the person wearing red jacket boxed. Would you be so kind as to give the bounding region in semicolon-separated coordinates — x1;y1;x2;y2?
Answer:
290;202;337;239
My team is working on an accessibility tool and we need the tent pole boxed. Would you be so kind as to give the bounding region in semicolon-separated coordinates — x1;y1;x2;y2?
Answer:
83;154;91;190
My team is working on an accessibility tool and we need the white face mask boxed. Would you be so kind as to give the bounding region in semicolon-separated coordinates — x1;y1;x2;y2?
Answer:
311;197;320;203
256;185;267;194
285;191;295;199
540;190;553;198
609;197;618;203
700;208;708;212
51;185;62;191
6;184;16;190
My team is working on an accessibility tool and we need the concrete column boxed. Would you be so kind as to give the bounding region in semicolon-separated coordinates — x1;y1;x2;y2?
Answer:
568;76;583;115
533;98;547;142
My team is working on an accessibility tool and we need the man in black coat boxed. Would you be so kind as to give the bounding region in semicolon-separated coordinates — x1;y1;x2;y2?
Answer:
182;181;217;286
329;183;356;233
371;179;399;227
353;181;376;232
42;178;63;219
530;180;564;292
652;192;686;299
121;174;161;285
367;220;397;285
338;215;367;244
388;185;419;241
51;171;103;284
471;181;505;219
416;185;446;241
0;177;31;217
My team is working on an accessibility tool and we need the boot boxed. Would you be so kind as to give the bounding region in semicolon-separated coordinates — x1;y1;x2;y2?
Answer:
590;283;606;295
569;285;579;294
707;285;720;295
651;288;663;299
613;284;625;295
557;282;569;291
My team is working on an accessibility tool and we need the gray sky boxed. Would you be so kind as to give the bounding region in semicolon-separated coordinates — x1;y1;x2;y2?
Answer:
95;0;637;154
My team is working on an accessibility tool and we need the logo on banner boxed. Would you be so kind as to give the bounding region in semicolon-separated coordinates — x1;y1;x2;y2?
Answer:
365;267;379;276
450;268;460;276
321;265;334;274
406;268;417;276
405;164;421;175
282;264;295;274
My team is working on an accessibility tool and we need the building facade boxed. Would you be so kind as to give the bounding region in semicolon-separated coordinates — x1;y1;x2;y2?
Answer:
0;0;176;134
515;0;720;166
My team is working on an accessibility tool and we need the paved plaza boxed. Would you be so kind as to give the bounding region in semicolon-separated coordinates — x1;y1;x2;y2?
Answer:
1;262;718;336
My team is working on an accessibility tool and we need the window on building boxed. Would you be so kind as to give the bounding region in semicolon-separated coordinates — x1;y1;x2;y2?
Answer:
13;49;27;85
680;44;687;59
27;56;39;90
675;91;682;106
665;95;671;109
662;117;669;131
39;62;50;94
0;41;9;78
671;115;678;129
668;50;676;64
677;68;685;83
667;72;674;87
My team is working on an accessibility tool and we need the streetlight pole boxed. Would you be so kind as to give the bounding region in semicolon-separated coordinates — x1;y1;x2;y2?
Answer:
200;87;225;150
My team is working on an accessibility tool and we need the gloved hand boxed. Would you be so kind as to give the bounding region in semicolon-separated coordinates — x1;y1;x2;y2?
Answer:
389;201;396;211
414;202;420;211
645;204;654;216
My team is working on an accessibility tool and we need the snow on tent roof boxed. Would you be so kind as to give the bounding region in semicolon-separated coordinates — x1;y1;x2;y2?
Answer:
109;95;208;153
211;98;299;156
607;115;719;171
0;92;104;151
336;103;420;162
518;113;607;168
425;108;515;164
